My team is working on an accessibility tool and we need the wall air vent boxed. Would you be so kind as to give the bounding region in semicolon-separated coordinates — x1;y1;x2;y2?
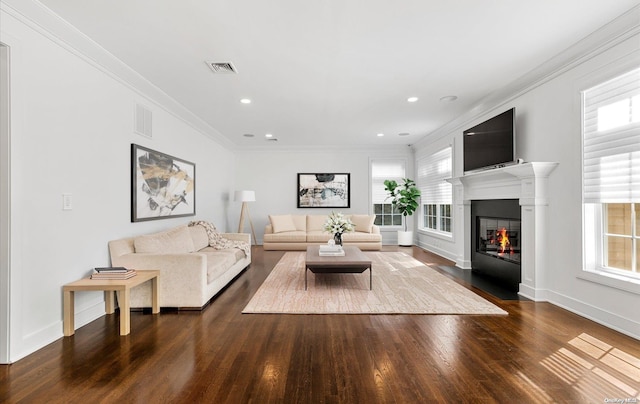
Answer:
205;61;237;74
134;103;152;138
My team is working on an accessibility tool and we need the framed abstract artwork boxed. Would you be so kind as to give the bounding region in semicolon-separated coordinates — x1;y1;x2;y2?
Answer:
131;144;196;222
297;173;350;208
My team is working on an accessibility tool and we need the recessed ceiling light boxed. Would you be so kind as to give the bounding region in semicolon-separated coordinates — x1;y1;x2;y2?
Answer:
407;97;419;103
265;133;273;138
240;98;251;104
398;132;410;137
440;95;458;103
243;134;254;138
377;133;385;137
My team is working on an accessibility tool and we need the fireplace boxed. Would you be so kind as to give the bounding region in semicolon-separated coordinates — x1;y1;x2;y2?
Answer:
477;217;521;264
450;162;558;300
471;199;521;291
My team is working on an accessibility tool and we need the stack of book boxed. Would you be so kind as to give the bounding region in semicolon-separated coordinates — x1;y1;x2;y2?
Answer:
90;267;137;280
319;244;345;256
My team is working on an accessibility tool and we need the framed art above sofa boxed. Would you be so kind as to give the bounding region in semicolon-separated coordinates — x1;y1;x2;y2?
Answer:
297;173;350;208
131;144;196;222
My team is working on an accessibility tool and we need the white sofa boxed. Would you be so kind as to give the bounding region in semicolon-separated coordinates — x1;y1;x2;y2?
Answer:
108;224;251;309
263;214;382;251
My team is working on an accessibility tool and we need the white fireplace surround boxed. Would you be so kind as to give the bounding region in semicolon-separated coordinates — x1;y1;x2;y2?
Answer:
449;162;558;301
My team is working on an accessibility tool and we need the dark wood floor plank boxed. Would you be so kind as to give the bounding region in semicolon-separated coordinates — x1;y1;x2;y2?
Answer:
1;246;639;403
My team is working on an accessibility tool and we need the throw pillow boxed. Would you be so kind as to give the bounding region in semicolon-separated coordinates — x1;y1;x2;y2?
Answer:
350;215;376;233
269;215;297;233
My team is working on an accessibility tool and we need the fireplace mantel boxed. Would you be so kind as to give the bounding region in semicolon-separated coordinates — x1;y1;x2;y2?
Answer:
450;162;558;301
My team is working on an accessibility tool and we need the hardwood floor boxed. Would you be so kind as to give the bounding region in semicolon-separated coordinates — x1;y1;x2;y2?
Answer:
1;246;639;403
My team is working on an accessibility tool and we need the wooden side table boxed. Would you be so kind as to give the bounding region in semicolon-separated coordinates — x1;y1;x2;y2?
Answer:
63;269;160;336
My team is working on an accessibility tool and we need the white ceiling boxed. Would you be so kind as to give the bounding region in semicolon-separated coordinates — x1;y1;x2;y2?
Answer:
37;0;640;148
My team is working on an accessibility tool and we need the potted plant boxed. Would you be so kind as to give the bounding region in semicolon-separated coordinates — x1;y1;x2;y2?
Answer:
384;178;421;246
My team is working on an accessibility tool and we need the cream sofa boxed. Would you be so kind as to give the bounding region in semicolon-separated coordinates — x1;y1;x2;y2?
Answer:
263;214;382;251
108;224;251;309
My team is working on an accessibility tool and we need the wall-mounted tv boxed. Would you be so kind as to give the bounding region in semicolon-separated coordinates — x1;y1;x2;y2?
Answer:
463;108;515;173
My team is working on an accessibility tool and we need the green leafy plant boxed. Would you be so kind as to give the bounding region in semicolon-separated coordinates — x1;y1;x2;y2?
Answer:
384;178;421;231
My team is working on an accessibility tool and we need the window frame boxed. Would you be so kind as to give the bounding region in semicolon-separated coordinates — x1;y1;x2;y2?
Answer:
373;202;403;227
423;203;437;230
580;63;640;292
417;147;453;237
602;203;638;275
370;158;407;229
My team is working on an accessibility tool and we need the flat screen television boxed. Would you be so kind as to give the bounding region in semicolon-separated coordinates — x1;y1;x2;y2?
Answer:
463;108;515;173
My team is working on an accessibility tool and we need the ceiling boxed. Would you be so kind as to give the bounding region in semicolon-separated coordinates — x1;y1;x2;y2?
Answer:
37;0;640;149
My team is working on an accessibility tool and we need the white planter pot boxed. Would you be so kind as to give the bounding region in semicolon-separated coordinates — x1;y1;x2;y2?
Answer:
397;231;413;246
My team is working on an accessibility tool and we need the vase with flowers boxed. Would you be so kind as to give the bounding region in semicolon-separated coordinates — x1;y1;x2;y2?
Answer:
323;211;354;246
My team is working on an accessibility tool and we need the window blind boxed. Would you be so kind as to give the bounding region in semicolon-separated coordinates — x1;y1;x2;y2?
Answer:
583;67;640;203
371;159;405;204
418;147;452;205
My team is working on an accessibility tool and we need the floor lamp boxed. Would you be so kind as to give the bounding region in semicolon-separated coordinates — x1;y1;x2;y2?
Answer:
235;190;257;245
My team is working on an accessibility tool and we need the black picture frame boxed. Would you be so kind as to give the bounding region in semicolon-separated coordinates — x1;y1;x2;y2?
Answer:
131;144;196;222
297;173;350;208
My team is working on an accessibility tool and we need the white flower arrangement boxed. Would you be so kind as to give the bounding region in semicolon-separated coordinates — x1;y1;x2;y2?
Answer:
323;211;355;235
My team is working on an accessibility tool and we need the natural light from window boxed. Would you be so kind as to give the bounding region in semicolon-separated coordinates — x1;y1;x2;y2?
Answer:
583;66;640;283
597;95;640;131
539;333;640;401
371;159;406;227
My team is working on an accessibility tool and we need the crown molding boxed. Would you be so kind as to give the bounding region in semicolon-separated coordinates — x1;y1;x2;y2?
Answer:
236;143;412;154
0;0;237;150
414;5;640;151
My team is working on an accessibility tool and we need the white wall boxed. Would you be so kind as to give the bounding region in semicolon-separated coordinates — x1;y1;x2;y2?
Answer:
414;29;640;338
235;147;413;244
1;8;237;362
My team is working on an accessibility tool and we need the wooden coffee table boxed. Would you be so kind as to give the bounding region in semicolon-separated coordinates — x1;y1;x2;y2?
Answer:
305;246;372;290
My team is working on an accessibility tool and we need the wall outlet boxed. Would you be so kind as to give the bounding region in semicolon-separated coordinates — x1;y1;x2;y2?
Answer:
62;193;72;210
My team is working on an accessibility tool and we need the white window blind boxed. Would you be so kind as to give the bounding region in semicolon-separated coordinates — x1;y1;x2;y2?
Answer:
371;159;405;203
583;67;640;203
418;147;452;205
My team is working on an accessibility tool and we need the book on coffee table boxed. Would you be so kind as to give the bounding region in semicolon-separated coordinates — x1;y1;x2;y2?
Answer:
93;266;129;273
319;245;343;252
91;268;137;279
319;251;346;256
319;246;345;256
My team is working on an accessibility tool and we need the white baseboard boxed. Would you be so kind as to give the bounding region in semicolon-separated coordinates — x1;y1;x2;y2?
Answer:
518;284;548;301
73;300;108;330
545;289;639;340
455;259;471;270
416;240;457;263
516;285;638;340
11;300;106;363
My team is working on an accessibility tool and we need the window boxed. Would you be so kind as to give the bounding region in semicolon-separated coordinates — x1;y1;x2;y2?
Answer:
371;159;405;227
583;67;640;280
424;204;436;229
417;147;452;234
604;204;639;272
440;204;452;233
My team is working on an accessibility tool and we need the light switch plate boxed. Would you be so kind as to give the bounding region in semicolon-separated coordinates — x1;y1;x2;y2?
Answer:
62;193;72;210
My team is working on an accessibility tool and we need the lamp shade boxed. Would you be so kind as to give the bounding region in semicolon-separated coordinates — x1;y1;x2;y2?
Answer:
234;190;255;202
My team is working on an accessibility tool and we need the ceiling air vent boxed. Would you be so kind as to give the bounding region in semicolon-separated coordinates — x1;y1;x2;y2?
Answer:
205;61;237;74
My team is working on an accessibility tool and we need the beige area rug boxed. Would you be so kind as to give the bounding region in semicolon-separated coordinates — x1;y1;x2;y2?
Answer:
243;252;507;315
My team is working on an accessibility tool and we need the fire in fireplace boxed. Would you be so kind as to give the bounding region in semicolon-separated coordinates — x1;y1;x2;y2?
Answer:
477;217;521;264
471;199;521;292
